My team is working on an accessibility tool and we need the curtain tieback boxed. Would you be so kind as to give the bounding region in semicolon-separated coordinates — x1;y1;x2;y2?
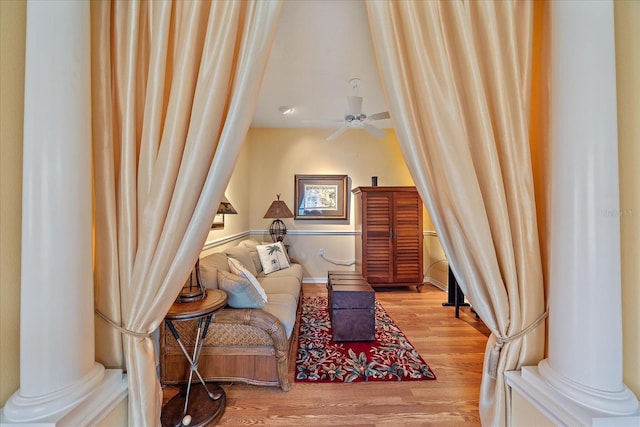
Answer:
487;307;549;379
95;309;153;338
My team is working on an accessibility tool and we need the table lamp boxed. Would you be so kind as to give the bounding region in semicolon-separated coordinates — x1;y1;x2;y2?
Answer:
217;195;238;215
263;194;294;242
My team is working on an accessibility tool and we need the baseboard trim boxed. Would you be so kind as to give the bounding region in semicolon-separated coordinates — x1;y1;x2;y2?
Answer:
303;277;327;284
425;277;447;292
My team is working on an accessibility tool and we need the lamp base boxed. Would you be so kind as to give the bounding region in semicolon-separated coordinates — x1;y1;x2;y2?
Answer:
175;288;207;304
176;259;207;303
269;219;287;242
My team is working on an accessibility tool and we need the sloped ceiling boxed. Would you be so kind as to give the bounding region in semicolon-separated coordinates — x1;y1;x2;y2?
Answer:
251;0;392;132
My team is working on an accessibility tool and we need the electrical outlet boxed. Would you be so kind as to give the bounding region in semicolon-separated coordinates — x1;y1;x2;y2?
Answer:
319;248;324;256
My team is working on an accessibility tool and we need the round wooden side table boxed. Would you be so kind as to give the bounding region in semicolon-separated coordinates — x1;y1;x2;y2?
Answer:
161;289;227;427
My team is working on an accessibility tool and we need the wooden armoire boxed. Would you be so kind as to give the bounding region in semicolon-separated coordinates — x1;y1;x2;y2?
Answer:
352;186;424;292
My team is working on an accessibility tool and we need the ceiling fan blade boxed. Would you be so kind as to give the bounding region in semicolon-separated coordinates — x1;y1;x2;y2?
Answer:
362;123;386;138
326;124;350;141
368;111;390;120
347;95;363;114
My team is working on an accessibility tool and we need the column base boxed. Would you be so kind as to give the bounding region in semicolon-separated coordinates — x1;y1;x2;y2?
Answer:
538;359;639;415
506;366;640;427
0;368;128;426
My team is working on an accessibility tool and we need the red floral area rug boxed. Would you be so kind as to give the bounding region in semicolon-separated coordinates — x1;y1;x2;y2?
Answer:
295;296;436;383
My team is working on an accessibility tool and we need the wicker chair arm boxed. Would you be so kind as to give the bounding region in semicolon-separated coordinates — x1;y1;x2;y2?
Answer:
213;308;289;352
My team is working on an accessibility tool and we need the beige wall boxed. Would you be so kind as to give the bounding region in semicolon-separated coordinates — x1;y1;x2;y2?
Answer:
239;128;442;282
421;206;448;289
0;0;25;406
615;0;640;398
245;127;415;230
424;233;449;290
511;391;555;427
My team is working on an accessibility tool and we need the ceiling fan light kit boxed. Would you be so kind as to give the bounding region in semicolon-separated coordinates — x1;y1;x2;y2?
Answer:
347;95;363;116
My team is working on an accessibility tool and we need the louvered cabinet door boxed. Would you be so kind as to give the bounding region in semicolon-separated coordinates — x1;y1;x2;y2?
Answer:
353;186;424;291
361;191;394;284
393;190;423;283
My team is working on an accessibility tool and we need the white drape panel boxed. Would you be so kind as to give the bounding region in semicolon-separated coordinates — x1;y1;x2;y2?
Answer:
91;1;282;424
366;1;546;425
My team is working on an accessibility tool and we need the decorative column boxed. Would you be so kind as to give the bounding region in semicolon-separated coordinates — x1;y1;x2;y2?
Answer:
505;1;639;425
1;1;126;424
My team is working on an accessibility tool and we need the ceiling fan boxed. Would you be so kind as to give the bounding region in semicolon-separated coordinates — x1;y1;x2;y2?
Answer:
325;78;390;141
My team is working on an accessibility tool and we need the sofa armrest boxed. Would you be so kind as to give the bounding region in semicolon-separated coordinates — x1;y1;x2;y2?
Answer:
213;308;292;391
214;308;289;352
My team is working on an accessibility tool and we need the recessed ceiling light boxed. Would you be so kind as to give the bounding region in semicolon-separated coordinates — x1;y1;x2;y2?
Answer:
278;105;294;115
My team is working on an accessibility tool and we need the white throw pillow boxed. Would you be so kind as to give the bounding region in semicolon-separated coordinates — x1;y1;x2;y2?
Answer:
256;242;291;275
227;256;268;303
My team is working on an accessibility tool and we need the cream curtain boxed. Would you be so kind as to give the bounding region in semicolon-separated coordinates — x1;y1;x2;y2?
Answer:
91;1;282;424
366;1;546;425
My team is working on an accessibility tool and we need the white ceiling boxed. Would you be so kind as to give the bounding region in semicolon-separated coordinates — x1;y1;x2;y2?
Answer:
251;0;392;132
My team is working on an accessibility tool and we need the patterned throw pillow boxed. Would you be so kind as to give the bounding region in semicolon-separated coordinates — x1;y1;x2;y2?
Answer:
256;242;291;275
227;256;268;303
217;270;266;309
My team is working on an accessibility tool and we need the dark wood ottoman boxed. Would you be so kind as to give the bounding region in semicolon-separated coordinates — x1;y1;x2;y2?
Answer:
327;272;375;342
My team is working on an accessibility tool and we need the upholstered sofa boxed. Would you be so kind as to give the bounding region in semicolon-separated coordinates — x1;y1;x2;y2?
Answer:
159;239;302;391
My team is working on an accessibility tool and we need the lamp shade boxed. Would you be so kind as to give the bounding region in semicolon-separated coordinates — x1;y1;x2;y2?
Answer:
217;195;238;214
263;194;293;242
263;194;293;219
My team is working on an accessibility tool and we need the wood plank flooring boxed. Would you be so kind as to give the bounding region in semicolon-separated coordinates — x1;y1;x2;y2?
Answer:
162;283;490;426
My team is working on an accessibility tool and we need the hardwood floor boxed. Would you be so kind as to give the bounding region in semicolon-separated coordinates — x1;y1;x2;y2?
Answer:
162;283;490;426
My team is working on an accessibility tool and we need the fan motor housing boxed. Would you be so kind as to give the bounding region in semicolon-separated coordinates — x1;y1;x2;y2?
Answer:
345;113;367;123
